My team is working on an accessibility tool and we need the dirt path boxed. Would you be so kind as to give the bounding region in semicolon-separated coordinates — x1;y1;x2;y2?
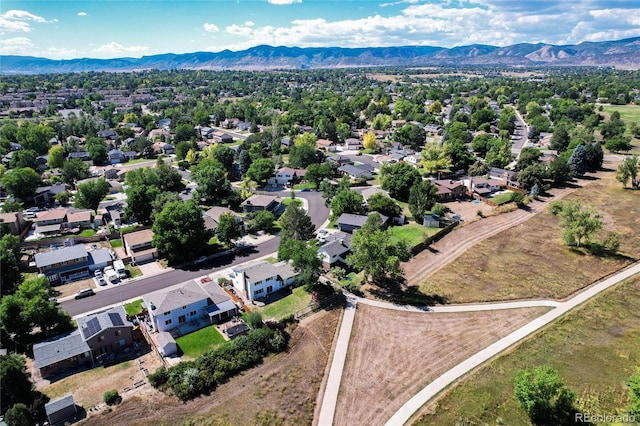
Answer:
402;185;577;287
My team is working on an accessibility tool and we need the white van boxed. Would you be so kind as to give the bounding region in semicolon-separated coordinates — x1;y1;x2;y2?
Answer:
104;266;119;283
113;260;127;279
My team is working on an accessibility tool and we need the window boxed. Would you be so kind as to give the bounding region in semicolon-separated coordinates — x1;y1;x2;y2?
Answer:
178;315;186;324
164;319;172;326
182;305;187;310
254;280;262;286
190;310;197;316
254;288;264;296
115;330;121;337
163;311;171;316
98;336;105;342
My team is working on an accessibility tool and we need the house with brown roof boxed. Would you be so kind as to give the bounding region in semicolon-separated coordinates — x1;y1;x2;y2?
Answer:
123;229;157;264
433;179;467;201
0;211;27;235
271;167;307;186
241;194;284;216
212;130;233;143
65;209;93;229
316;138;337;152
203;206;242;232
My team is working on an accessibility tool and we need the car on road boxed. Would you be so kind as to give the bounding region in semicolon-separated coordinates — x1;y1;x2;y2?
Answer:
74;288;95;299
194;255;208;264
301;187;311;192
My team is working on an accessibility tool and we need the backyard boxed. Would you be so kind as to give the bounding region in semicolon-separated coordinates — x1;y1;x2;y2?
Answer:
254;286;312;321
175;326;227;359
389;223;440;247
414;276;640;425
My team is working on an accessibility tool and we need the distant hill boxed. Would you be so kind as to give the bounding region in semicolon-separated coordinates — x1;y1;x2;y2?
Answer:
2;37;639;74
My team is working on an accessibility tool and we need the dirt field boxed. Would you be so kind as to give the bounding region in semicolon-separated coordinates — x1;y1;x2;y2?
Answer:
332;304;549;426
83;308;340;426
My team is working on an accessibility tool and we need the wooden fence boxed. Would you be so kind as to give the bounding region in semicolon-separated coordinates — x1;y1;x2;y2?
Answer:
294;292;345;321
410;220;459;255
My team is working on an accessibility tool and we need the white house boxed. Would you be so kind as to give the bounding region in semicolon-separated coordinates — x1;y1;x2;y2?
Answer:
230;260;297;301
268;167;307;186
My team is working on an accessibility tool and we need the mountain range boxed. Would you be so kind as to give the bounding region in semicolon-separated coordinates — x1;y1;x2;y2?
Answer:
2;37;639;74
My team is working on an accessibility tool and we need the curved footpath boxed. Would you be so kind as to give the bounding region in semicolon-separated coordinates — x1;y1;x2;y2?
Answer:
316;262;640;426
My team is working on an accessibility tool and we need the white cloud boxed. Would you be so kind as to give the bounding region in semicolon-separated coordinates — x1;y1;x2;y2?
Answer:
77;12;87;17
267;0;302;5
226;24;253;36
203;23;219;32
44;47;80;59
0;10;49;33
0;37;34;55
94;42;149;57
245;21;255;27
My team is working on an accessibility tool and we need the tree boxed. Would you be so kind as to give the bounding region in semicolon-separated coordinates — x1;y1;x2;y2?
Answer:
290;240;323;291
279;202;316;242
249;210;276;233
0;234;22;297
47;144;65;169
103;390;121;406
153;160;183;192
150;191;182;222
208;144;235;173
246;158;274;187
485;138;512;169
174;123;195;142
583;141;603;172
125;184;159;224
600;114;626;139
616;155;639;189
394;124;426;150
628;367;640;417
471;133;495;157
347;213;409;283
15;122;54;155
216;212;243;246
516;147;542;171
514;365;577;425
237;149;252;177
408;180;438;223
85;137;108;164
380;162;422;202
419;142;452;175
468;160;489;177
4;403;32;426
174;141;191;161
567;144;588;176
548;200;604;247
305;163;334;189
152;201;208;264
547;156;572;186
367;193;401;217
362;131;378;151
444;139;475;172
74;178;109;210
550;124;570;152
9;149;38;170
193;164;232;205
330;189;364;219
604;135;632;153
1;168;41;201
289;142;320;169
517;164;546;191
0;355;33;414
61;158;89;184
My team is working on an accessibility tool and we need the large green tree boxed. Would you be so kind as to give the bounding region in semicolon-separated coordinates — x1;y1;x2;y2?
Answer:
628;367;640;417
216;212;243;246
9;149;38;170
61;158;89;184
380;162;422;202
367;193;401;218
0;355;34;418
85;137;108;165
47;145;65;169
0;234;22;297
246;158;274;187
74;178;109;210
124;185;159;224
616;155;639;189
548;200;604;247
1;168;41;201
279;202;316;242
193;164;232;205
152;201;208;264
514;365;577;425
347;213;409;283
408;180;438;223
330;189;364;219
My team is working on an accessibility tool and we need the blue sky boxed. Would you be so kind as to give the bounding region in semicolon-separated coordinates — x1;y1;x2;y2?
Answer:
1;0;639;59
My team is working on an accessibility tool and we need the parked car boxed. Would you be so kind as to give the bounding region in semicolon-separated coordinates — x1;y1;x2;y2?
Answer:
74;288;95;299
94;269;103;278
94;276;107;286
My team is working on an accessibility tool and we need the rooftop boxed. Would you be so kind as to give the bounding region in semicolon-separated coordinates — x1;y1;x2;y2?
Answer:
145;280;210;313
124;229;153;247
34;244;88;268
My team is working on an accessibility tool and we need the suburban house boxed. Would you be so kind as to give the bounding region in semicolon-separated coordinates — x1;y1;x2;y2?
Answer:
152;142;175;155
327;154;354;166
404;151;422;166
64;209;94;230
34;244;112;284
0;211;27;235
31;207;94;237
317;231;352;270
424;124;443;135
108;149;136;164
203;206;243;232
338;164;372;180
338;138;362;151
470;176;503;196
122;229;157;264
316;138;337;152
488;167;520;188
230;260;298;301
433;179;468;201
269;167;307;186
144;279;237;334
241;194;284;215
212;130;233;143
337;212;389;233
33;183;68;206
97;129;118;140
361;187;390;204
33;306;133;377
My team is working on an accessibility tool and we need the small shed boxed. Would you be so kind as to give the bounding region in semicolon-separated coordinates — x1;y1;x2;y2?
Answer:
157;331;177;357
45;394;78;425
423;214;441;228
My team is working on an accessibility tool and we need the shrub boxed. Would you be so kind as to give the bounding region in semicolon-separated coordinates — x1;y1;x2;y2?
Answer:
148;366;169;388
103;389;120;405
246;311;263;329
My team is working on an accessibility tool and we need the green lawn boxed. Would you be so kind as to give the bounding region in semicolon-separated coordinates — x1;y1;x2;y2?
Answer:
264;256;278;264
125;158;155;165
416;276;640;426
119;225;142;233
125;264;141;278
109;239;123;248
78;229;96;237
176;326;227;359
293;182;316;190
281;197;302;207
601;104;640;124
124;299;144;316
388;223;440;247
490;192;513;205
255;286;312;320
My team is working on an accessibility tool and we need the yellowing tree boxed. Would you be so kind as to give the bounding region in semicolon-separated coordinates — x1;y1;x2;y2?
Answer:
185;149;197;164
363;131;378;151
428;100;443;114
294;132;317;148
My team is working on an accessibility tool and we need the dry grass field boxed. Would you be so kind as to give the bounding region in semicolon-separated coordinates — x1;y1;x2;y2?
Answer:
83;308;340;426
332;304;549;426
417;167;640;303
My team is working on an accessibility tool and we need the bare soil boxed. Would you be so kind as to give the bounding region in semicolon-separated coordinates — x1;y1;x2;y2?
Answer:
82;308;340;426
332;304;549;426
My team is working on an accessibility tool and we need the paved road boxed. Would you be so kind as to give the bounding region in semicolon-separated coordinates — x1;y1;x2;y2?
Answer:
511;107;529;157
61;190;329;317
385;261;640;426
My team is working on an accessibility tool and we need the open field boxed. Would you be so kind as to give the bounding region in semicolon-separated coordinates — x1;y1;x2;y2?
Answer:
413;276;640;426
599;104;640;154
84;308;340;426
416;167;640;303
333;304;550;426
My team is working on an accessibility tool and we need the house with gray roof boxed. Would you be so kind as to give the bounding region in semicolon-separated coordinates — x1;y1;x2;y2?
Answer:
45;394;78;425
337;212;389;233
144;279;237;333
241;194;284;216
230;260;298;301
34;244;111;284
318;231;353;270
338;164;372;180
33;306;132;377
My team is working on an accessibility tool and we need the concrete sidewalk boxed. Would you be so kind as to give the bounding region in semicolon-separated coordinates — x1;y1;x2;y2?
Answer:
317;295;357;426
